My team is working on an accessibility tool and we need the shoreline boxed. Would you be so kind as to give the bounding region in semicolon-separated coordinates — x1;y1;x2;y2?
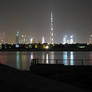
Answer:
0;50;92;51
0;64;92;91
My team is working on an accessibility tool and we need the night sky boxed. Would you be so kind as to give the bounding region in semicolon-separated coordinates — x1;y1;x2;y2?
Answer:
0;0;92;43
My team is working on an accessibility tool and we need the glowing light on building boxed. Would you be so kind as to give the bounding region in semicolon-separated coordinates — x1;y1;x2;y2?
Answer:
70;35;74;44
63;35;74;44
87;35;92;45
30;38;33;44
43;45;49;49
63;35;67;44
20;34;28;44
0;32;6;44
16;32;19;44
42;36;45;44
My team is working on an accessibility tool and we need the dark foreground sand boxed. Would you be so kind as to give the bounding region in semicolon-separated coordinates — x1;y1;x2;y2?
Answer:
0;64;91;92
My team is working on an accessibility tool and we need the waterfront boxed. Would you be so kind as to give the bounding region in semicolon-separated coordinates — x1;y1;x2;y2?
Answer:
0;51;92;70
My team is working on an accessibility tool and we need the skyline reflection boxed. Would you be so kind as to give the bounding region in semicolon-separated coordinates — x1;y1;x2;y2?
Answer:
0;51;91;70
1;53;5;64
42;52;45;64
21;52;28;70
63;52;68;65
46;53;49;64
30;52;34;65
50;52;55;64
16;51;21;69
70;52;74;65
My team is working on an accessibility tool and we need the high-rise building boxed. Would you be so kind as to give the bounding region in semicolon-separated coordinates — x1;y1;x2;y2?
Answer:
0;32;6;44
42;36;45;44
30;38;33;44
63;35;74;44
87;35;92;45
16;32;19;44
63;35;67;44
50;11;54;44
70;35;74;44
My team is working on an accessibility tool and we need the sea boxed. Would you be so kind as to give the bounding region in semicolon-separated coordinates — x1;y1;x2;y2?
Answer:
0;51;92;70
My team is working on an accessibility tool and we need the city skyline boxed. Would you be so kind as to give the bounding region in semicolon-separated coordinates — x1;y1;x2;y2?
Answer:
0;0;92;43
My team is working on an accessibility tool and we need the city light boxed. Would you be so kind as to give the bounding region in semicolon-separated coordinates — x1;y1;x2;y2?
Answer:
35;44;38;49
44;45;49;49
16;32;19;44
16;44;19;48
87;35;92;45
63;35;74;44
30;38;33;44
63;35;67;44
70;35;74;44
50;11;54;44
42;36;45;44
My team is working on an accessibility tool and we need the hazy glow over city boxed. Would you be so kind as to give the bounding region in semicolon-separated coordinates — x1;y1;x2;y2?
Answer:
0;0;92;44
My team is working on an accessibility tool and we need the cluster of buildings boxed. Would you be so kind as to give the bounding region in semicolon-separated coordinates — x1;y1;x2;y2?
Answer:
0;32;6;44
0;12;92;45
15;12;75;45
87;35;92;45
63;35;74;44
0;31;92;45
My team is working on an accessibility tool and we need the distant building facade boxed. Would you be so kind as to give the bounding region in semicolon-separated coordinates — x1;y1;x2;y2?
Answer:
87;35;92;45
16;32;19;44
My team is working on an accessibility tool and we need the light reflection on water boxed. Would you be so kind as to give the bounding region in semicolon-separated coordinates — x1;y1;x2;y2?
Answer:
63;52;68;65
46;53;49;64
63;52;74;65
42;52;45;64
16;51;21;69
50;52;55;64
0;51;92;70
21;52;28;70
70;52;74;65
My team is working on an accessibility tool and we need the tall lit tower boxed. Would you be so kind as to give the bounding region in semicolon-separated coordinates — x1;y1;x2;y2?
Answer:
50;11;54;44
16;32;19;44
70;35;74;44
63;35;67;44
42;36;45;44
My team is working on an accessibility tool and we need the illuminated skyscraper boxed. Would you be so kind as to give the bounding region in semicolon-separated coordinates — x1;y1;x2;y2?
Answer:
70;35;74;44
50;11;54;44
16;32;19;44
63;35;74;44
30;38;33;44
0;32;6;44
63;35;67;44
42;36;45;44
20;34;26;44
87;35;92;44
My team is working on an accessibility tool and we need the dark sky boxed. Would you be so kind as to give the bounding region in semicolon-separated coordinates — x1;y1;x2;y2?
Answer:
0;0;92;43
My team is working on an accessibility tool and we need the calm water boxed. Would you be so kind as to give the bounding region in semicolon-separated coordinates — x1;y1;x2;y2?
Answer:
0;51;92;70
